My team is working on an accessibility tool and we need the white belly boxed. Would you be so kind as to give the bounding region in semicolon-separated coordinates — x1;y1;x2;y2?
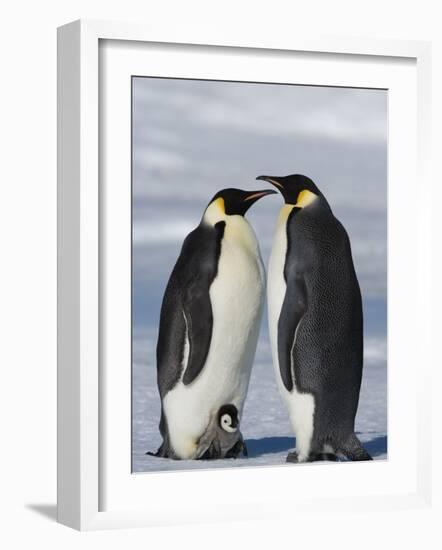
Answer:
268;206;315;461
164;217;265;459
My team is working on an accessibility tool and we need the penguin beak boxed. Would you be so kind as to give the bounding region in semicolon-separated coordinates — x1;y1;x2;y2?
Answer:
256;175;285;191
242;189;277;210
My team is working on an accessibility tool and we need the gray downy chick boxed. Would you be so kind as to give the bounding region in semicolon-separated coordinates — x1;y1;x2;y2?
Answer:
195;404;248;459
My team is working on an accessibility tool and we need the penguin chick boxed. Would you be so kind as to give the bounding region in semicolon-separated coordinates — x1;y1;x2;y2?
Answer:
195;404;247;460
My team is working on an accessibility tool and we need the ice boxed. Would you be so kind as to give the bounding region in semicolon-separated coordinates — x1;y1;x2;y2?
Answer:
132;312;387;473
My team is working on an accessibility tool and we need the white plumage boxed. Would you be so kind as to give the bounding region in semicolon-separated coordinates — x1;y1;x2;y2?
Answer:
267;205;315;462
163;211;265;459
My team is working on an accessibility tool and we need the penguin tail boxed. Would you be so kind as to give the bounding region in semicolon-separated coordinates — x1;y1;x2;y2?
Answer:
338;433;373;461
146;441;173;458
145;450;160;457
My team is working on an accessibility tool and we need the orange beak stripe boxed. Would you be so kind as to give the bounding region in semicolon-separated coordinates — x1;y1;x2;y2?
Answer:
244;191;272;201
265;178;283;189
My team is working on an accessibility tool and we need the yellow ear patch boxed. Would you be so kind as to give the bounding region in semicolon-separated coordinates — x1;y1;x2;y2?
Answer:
204;197;226;225
296;189;317;208
214;197;225;213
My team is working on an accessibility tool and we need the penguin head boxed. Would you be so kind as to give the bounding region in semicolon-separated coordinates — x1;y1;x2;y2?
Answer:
218;404;239;433
256;174;322;208
204;187;276;223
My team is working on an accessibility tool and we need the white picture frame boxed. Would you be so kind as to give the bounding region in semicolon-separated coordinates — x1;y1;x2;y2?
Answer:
57;19;432;531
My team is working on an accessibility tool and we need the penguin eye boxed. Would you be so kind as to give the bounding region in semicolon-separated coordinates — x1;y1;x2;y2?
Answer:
220;414;232;427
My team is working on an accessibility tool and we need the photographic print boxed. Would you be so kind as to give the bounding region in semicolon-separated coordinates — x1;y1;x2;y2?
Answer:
131;77;387;473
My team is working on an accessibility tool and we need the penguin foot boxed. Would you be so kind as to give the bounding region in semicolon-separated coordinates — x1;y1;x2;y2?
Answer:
225;438;247;459
310;452;339;462
198;439;221;460
286;451;299;463
338;434;373;462
286;450;338;463
195;411;247;459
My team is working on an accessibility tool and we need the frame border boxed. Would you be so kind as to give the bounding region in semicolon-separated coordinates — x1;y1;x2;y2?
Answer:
57;19;432;530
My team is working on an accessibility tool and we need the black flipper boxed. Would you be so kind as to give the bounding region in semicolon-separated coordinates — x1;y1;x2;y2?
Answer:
182;221;225;385
182;280;214;385
278;272;307;392
156;221;225;397
277;207;307;392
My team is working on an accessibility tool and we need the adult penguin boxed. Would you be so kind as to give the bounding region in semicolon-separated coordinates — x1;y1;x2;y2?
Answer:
149;187;276;460
257;174;372;463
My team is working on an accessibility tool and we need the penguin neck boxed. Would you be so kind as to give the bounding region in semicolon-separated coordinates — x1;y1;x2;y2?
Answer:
203;197;226;225
223;215;257;253
203;200;257;254
278;190;319;222
278;203;296;224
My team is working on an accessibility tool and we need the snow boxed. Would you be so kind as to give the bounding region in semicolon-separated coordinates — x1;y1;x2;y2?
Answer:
132;312;387;473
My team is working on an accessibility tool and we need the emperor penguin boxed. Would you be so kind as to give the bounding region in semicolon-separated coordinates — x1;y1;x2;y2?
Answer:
149;187;276;460
257;174;372;463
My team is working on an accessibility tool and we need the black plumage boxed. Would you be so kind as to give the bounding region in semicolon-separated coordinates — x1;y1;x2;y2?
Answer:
149;221;225;459
259;174;372;462
282;200;367;457
156;220;225;397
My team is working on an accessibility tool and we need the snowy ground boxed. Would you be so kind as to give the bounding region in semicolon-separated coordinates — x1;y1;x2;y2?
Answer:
132;300;387;473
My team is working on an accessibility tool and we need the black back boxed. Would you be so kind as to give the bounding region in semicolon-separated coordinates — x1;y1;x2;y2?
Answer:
278;198;363;440
156;220;225;398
